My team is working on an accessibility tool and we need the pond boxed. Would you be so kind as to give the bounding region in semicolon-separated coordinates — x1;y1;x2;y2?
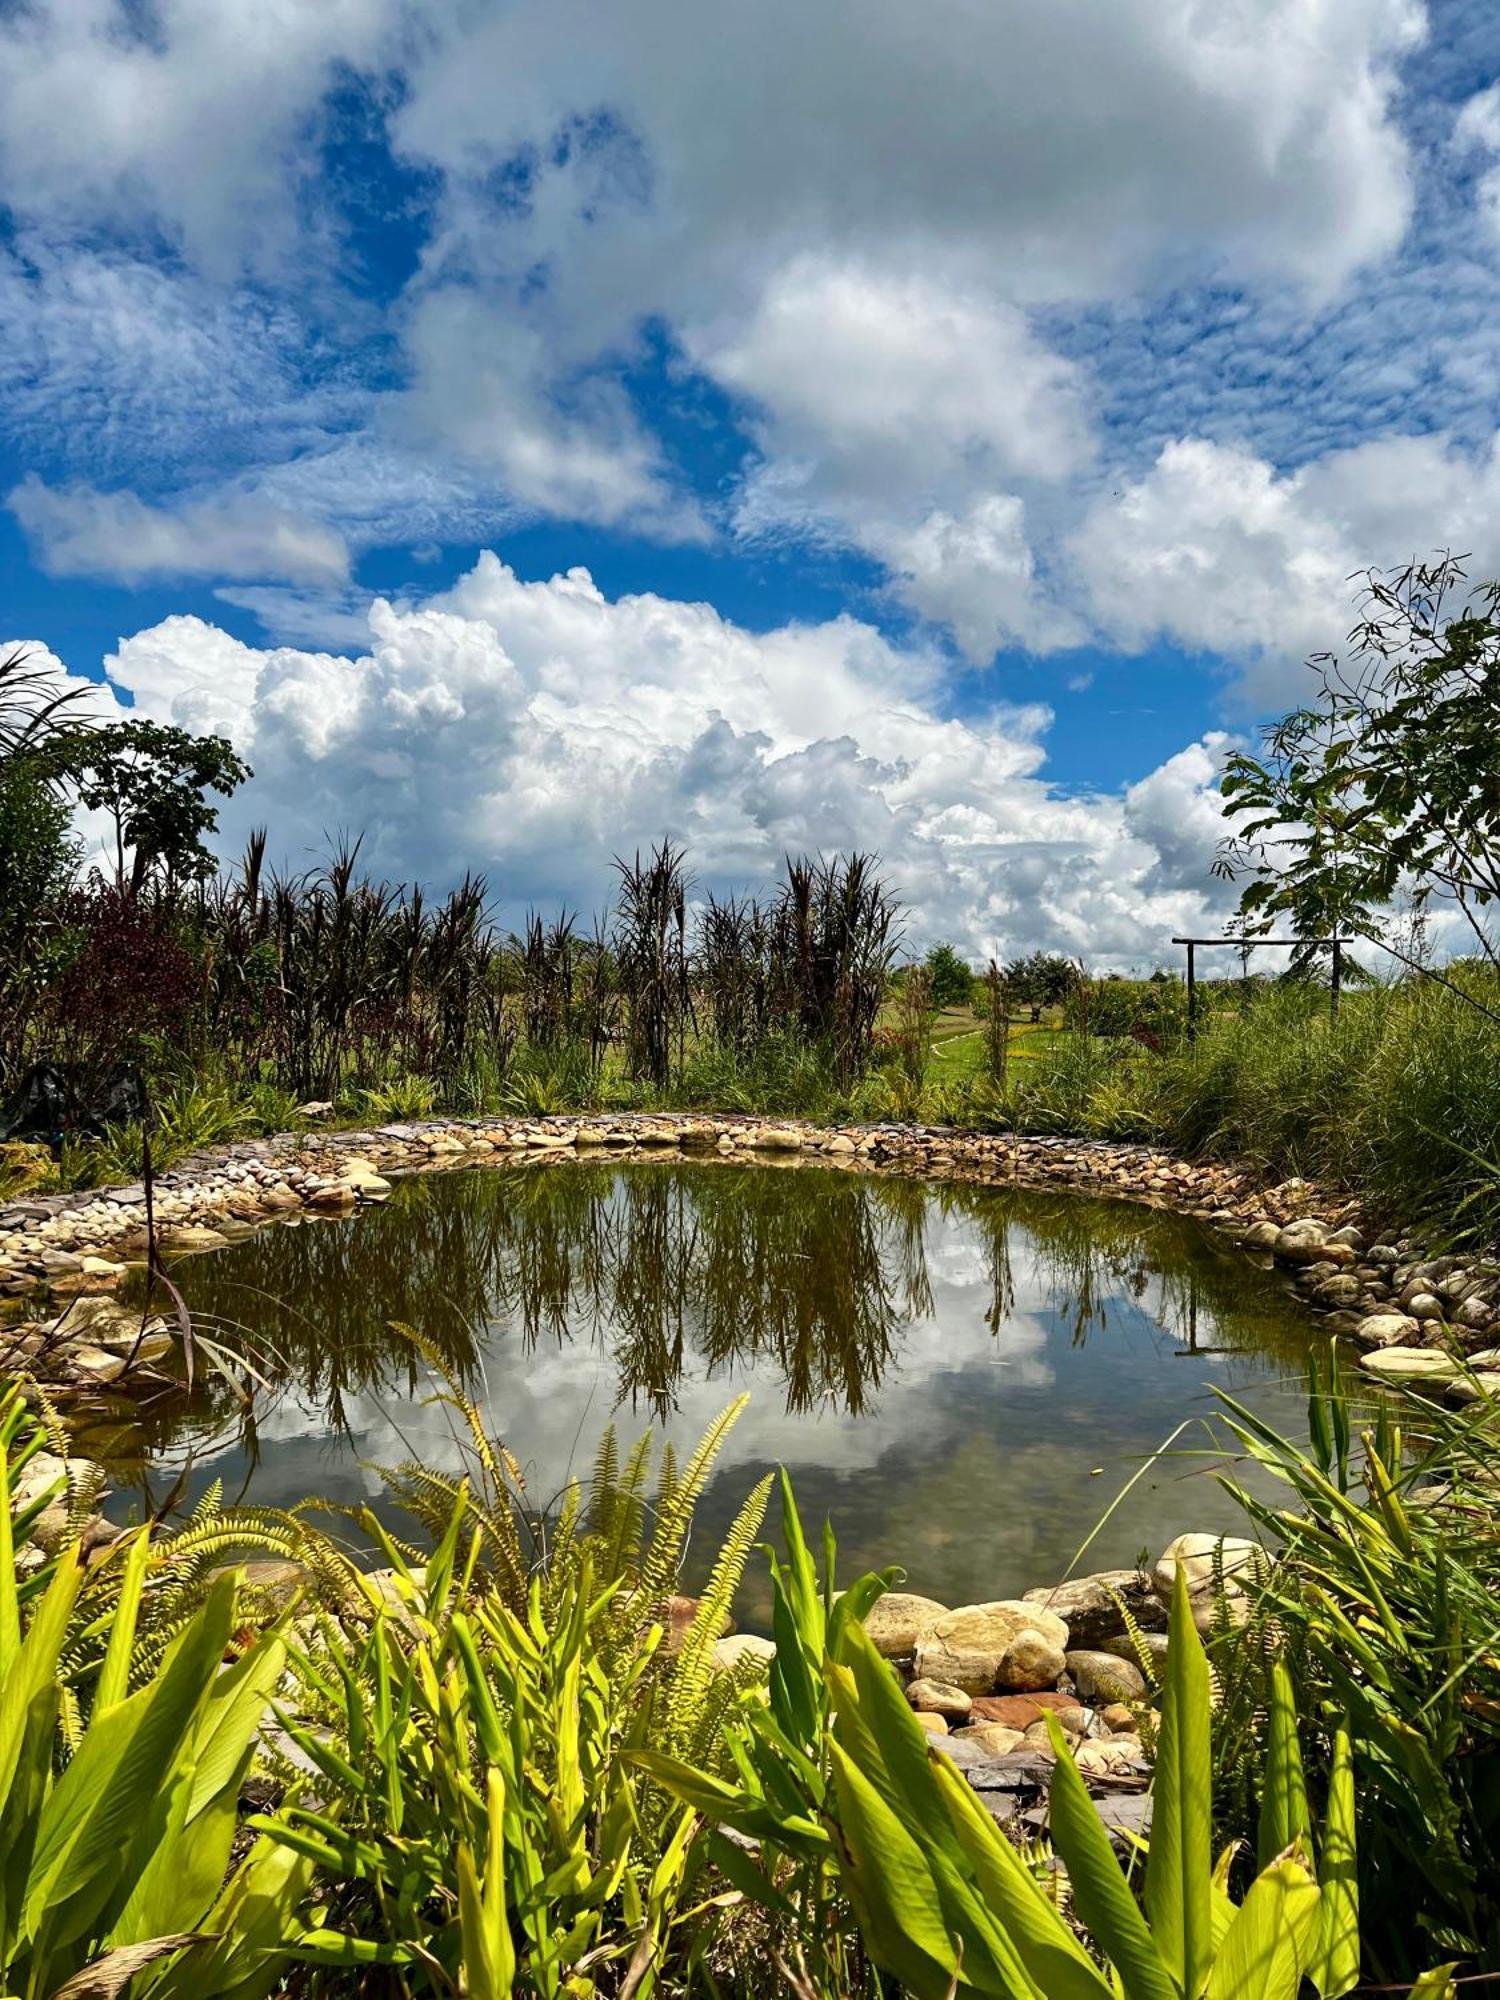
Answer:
105;1158;1338;1621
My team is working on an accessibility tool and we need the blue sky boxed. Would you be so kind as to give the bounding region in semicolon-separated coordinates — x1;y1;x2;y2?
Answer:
2;0;1498;958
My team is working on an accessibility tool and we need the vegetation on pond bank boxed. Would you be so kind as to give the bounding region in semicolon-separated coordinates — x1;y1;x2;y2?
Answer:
2;1360;1491;1994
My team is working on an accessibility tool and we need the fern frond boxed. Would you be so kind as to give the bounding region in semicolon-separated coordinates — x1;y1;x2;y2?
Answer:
598;1430;653;1586
665;1471;773;1761
587;1425;621;1541
638;1395;749;1608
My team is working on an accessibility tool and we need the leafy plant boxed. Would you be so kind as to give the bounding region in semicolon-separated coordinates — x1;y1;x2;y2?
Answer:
257;1397;782;1993
0;1427;297;2000
1214;1364;1500;1974
643;1480;1437;2000
360;1072;438;1121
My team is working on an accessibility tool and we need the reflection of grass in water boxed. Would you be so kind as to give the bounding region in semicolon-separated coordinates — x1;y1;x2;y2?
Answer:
119;1160;1330;1511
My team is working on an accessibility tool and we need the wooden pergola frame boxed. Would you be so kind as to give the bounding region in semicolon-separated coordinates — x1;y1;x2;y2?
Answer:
1169;936;1351;1041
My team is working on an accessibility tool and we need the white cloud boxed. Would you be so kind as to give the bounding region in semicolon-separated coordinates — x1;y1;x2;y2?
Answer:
397;0;1422;316
1456;87;1500;248
1074;431;1500;700
696;257;1090;654
9;477;351;587
93;552;1238;961
0;0;397;273
398;293;706;538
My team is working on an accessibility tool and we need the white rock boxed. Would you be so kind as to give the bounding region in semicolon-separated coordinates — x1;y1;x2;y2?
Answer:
712;1634;776;1673
1356;1312;1420;1348
1359;1346;1460;1384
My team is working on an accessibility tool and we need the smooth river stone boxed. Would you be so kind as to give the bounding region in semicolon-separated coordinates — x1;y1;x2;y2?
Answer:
1358;1346;1461;1384
905;1678;973;1721
1066;1650;1147;1702
862;1591;950;1658
914;1600;1070;1695
1022;1568;1163;1647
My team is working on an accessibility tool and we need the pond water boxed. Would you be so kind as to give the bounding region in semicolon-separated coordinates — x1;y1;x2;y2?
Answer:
106;1159;1338;1622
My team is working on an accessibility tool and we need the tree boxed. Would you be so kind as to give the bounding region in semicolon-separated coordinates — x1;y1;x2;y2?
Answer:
51;719;251;897
1004;951;1078;1021
923;940;974;1009
1217;556;1500;995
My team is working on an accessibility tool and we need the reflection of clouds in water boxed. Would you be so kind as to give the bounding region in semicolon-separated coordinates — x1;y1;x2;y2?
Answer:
150;1168;1325;1609
239;1202;1060;1503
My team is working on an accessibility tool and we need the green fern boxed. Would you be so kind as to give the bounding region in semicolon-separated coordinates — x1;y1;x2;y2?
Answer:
663;1470;774;1763
638;1391;751;1609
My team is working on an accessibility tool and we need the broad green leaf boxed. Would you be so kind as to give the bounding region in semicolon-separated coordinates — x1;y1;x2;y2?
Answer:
1205;1856;1321;2000
456;1769;516;2000
825;1740;970;1998
0;1549;79;1819
932;1755;1115;2000
1045;1718;1177;2000
1307;1730;1358;2000
1257;1662;1310;1872
1405;1968;1457;1999
1145;1566;1214;2000
94;1531;151;1715
0;1437;19;1676
22;1576;235;1950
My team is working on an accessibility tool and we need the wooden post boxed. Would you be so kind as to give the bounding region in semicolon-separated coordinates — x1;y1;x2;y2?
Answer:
1186;940;1197;1044
1330;938;1342;1023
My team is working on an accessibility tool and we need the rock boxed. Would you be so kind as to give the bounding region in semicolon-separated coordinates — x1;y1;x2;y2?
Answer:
1358;1346;1461;1385
307;1183;358;1210
1066;1651;1147;1702
259;1184;304;1211
862;1591;949;1658
1406;1292;1445;1322
1356;1311;1420;1349
905;1678;972;1721
914;1601;1069;1695
1274;1218;1329;1262
1152;1533;1265;1632
1021;1569;1162;1648
1053;1704;1091;1737
1456;1298;1494;1331
1020;1720;1058;1751
913;1711;949;1736
1446;1373;1500;1407
12;1450;70;1515
159;1223;231;1252
712;1634;776;1674
969;1691;1080;1729
1312;1273;1363;1306
66;1345;128;1385
237;1559;314;1610
1244;1220;1281;1250
341;1158;392;1202
953;1722;1025;1755
1075;1738;1145;1779
1099;1631;1169;1676
1328;1225;1365;1250
1101;1702;1137;1732
664;1593;733;1652
997;1629;1066;1691
296;1101;334;1119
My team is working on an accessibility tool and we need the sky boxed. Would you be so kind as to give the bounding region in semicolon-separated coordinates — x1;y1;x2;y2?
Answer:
3;0;1499;963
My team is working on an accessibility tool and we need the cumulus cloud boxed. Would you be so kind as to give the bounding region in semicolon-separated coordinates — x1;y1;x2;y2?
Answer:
9;477;351;587
696;258;1090;653
396;0;1422;314
92;553;1238;960
1455;87;1500;247
1074;431;1500;699
0;0;398;273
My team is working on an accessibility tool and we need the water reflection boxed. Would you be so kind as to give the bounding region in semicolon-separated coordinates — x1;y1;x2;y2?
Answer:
108;1159;1334;1609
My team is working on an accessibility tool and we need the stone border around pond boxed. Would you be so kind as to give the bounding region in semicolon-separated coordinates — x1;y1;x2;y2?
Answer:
1;1110;1495;1408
